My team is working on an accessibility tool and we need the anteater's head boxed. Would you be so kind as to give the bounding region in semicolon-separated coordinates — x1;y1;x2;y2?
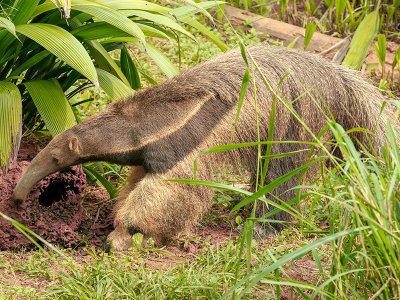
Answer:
11;101;145;204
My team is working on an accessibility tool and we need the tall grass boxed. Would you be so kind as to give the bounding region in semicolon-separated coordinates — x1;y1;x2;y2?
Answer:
182;42;400;298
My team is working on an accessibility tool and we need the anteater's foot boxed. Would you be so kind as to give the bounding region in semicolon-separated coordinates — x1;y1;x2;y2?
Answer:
105;226;133;251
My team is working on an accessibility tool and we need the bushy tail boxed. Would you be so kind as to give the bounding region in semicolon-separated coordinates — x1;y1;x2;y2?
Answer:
335;69;395;153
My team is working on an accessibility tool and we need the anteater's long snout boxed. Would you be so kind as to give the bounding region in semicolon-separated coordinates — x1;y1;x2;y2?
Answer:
12;146;62;205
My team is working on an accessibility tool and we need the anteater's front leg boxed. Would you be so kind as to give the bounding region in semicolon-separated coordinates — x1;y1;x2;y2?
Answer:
107;169;215;250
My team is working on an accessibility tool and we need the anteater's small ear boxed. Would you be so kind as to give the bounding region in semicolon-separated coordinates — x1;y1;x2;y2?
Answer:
68;136;82;154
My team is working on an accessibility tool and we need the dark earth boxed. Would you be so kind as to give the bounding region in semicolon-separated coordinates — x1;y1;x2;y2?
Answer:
0;139;114;250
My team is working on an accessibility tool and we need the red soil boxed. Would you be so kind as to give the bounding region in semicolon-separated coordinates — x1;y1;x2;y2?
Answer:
0;139;114;250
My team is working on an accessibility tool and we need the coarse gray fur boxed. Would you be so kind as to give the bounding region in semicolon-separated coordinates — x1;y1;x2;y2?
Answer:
13;46;390;249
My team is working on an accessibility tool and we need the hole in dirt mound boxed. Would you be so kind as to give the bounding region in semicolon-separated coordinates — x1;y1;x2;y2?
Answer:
38;181;67;207
0;138;115;250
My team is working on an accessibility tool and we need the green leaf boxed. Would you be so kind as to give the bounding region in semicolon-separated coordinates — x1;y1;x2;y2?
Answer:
71;22;127;40
304;22;316;49
93;0;170;15
335;0;346;23
72;22;171;40
4;0;41;25
15;23;98;85
180;17;228;52
392;46;400;71
24;79;77;136
144;42;179;78
86;39;130;86
128;10;194;39
83;165;117;198
9;50;51;78
72;0;146;44
0;81;22;174
97;68;135;100
171;1;225;19
374;34;386;72
120;46;141;90
342;10;379;70
113;37;178;78
0;17;19;40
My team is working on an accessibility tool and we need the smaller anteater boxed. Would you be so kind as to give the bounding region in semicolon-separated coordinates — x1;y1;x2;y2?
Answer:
12;46;391;250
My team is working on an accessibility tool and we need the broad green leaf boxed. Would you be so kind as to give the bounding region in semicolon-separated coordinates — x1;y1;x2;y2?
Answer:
110;36;178;78
175;0;214;24
71;22;128;40
86;40;130;86
392;46;400;71
25;79;77;136
97;68;135;100
32;2;59;18
4;0;40;25
15;23;98;85
120;46;141;90
72;0;146;44
139;41;179;78
0;81;22;174
171;1;225;19
180;17;228;51
342;10;379;70
128;10;194;39
0;17;18;40
72;22;171;40
9;50;51;77
136;23;172;39
93;0;169;14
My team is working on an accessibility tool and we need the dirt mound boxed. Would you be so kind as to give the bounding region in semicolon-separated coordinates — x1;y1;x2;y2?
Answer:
0;139;114;250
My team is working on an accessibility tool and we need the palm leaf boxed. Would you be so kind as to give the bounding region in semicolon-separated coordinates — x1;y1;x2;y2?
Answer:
180;17;228;51
107;36;179;78
72;0;146;44
86;39;130;86
128;10;194;39
0;16;19;40
120;46;141;90
0;81;22;174
15;23;98;85
97;68;135;100
24;79;77;136
139;41;179;78
9;50;50;78
93;0;169;15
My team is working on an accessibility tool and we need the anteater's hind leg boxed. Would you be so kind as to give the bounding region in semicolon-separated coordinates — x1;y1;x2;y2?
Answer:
106;169;215;250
